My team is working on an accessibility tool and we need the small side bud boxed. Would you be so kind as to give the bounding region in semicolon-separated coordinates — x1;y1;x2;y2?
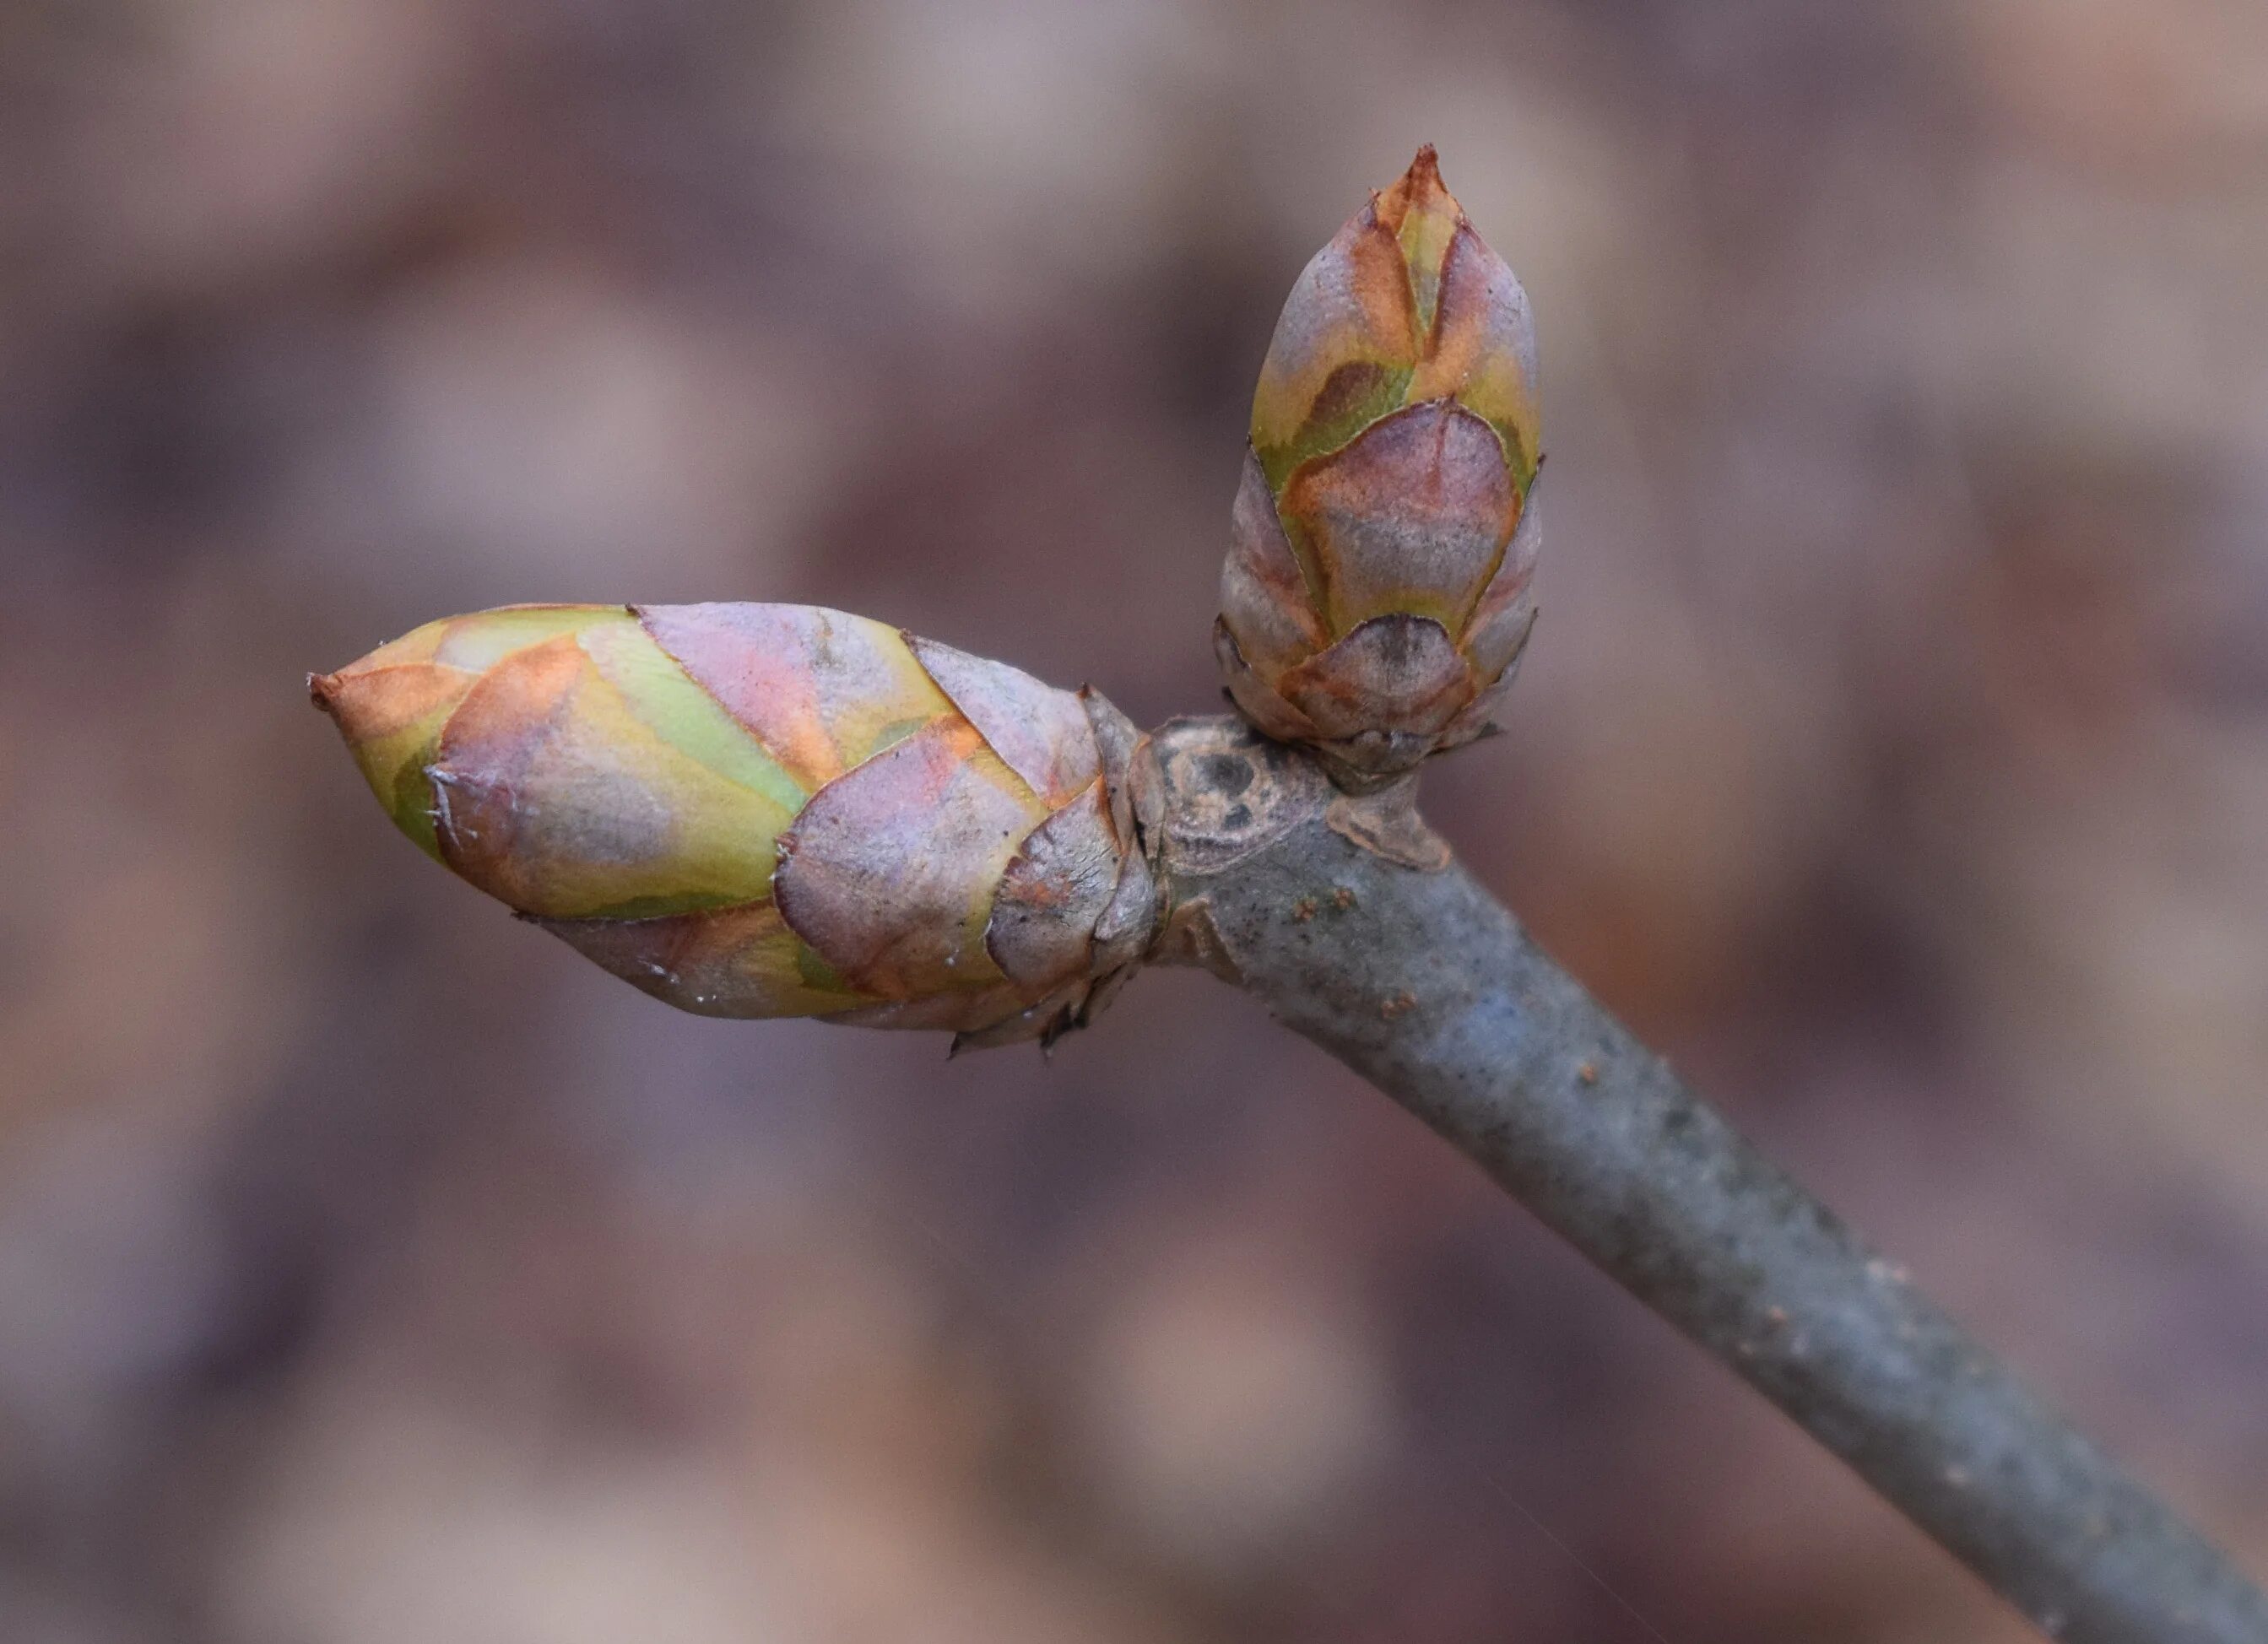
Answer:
313;604;1159;1047
1223;145;1541;787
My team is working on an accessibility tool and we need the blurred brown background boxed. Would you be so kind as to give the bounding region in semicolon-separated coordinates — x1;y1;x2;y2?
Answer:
4;2;2266;1640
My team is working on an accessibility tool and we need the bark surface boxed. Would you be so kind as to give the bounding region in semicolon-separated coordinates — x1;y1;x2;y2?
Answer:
1148;714;2268;1644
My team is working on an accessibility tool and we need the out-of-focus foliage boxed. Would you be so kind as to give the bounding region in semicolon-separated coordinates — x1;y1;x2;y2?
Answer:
3;3;2265;1641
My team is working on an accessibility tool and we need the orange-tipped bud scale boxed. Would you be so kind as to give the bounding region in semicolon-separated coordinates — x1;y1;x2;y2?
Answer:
1222;146;1542;786
312;604;1157;1049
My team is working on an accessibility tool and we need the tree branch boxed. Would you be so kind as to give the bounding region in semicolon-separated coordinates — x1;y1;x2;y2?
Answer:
1145;715;2268;1644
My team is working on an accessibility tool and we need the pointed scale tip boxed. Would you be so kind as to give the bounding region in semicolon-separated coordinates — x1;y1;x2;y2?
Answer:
1375;143;1462;235
1400;144;1451;204
308;671;342;716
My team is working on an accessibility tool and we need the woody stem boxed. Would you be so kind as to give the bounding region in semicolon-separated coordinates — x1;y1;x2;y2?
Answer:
1145;714;2268;1644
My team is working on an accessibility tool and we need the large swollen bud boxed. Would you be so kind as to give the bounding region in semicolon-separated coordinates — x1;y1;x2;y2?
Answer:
311;604;1157;1051
1219;145;1541;787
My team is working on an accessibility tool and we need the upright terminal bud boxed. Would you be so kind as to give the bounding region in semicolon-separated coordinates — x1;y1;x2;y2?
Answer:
1219;145;1541;787
311;604;1159;1051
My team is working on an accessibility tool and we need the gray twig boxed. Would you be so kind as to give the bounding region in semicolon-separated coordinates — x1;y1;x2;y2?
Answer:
1145;715;2268;1644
